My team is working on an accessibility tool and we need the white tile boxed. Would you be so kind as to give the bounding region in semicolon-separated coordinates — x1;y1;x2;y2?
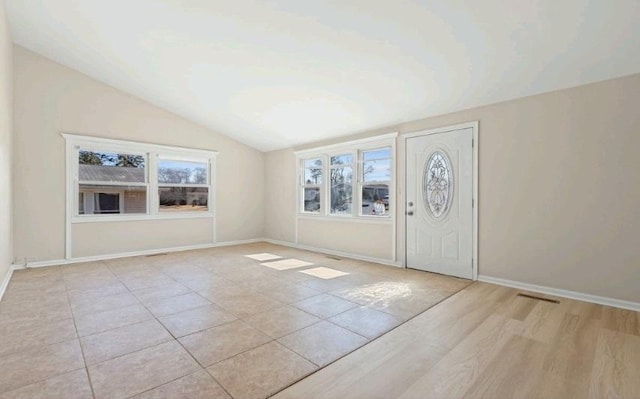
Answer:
261;259;314;271
245;253;282;261
300;267;350;279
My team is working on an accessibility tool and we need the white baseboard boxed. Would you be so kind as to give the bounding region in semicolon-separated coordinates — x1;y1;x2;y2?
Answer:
12;239;264;270
478;275;640;312
12;237;400;272
212;238;264;247
263;238;402;268
0;266;14;302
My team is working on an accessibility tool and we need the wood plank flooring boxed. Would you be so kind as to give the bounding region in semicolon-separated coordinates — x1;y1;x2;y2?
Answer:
274;282;640;399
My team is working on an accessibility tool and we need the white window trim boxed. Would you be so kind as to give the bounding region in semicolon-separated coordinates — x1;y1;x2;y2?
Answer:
294;133;397;223
63;133;218;225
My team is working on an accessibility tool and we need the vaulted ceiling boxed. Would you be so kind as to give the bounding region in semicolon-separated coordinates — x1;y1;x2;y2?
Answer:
5;0;640;151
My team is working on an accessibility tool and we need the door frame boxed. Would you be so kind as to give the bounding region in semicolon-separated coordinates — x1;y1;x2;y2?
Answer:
403;121;479;280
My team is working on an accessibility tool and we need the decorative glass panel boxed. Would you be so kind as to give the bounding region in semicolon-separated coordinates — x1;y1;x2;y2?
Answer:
158;187;208;212
330;166;353;214
423;150;453;219
158;160;208;185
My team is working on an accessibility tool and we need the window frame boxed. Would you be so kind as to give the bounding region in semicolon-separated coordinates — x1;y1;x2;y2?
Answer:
295;133;396;222
64;133;217;223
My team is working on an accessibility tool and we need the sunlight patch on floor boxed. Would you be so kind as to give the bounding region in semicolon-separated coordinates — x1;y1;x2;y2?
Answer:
245;253;282;261
261;259;314;270
339;281;413;305
299;267;350;279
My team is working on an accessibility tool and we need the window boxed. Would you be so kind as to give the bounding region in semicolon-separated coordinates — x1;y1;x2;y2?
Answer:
77;150;147;215
330;154;353;215
301;158;322;213
64;134;217;222
158;159;209;212
360;148;392;216
296;133;395;220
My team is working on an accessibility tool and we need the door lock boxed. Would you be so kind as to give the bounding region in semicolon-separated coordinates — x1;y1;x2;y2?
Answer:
407;211;414;216
408;202;414;207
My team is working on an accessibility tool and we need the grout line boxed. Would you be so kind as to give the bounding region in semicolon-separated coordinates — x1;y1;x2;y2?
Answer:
62;270;97;399
203;367;236;399
0;344;89;396
272;335;324;368
94;256;214;398
1;243;472;399
120;255;235;387
269;281;475;398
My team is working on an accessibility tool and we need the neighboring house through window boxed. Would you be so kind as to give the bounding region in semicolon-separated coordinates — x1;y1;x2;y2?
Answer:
77;151;147;215
64;134;217;222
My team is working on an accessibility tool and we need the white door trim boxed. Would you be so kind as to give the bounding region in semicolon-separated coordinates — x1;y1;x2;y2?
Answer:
403;121;479;280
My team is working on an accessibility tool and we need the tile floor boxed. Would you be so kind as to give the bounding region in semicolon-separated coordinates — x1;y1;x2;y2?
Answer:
0;242;470;399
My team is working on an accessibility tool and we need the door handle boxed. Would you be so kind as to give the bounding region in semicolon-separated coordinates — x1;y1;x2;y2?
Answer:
407;211;414;216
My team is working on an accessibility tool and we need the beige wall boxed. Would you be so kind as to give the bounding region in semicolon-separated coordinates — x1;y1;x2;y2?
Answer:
0;0;12;287
264;148;297;243
72;219;213;258
265;74;640;303
297;218;393;261
13;46;264;261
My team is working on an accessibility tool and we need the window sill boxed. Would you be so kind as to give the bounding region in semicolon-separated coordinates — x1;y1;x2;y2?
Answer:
297;214;393;224
71;212;214;223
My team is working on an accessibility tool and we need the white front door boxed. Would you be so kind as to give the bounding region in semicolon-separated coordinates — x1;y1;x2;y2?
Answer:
406;127;474;279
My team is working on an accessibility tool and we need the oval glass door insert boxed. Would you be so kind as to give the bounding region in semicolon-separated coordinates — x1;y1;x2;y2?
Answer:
423;150;453;219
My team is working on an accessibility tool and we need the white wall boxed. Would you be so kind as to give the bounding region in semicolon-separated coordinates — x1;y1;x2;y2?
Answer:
265;74;640;303
12;46;264;261
0;0;13;289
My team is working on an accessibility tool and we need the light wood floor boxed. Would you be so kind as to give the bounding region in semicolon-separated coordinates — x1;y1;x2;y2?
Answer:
274;282;640;399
